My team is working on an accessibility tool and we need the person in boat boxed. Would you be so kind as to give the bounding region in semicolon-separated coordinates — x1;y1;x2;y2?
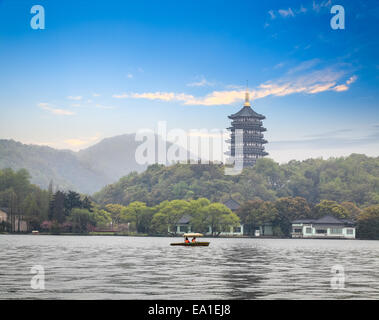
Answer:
191;237;196;243
185;237;190;244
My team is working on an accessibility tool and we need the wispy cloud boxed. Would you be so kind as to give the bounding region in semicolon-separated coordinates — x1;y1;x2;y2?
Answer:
268;10;276;19
95;104;115;110
312;0;332;13
287;58;321;74
38;103;75;116
332;75;358;92
113;68;357;106
278;8;295;18
63;134;102;149
267;1;330;24
274;62;285;69
268;124;379;163
187;76;214;87
67;96;82;101
127;73;133;79
346;75;358;85
113;92;194;102
112;93;129;99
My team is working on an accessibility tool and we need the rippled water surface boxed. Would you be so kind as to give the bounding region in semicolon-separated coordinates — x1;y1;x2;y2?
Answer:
1;235;379;299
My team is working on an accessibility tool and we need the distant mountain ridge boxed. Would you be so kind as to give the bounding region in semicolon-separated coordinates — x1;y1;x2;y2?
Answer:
0;135;153;194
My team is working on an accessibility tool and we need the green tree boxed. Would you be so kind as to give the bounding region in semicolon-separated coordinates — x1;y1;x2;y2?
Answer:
157;200;192;235
91;209;112;228
150;212;169;235
312;200;349;219
69;208;94;233
120;201;155;233
50;191;66;223
105;204;126;226
341;201;361;221
64;191;82;215
201;203;239;236
357;205;379;239
275;197;311;236
237;199;278;235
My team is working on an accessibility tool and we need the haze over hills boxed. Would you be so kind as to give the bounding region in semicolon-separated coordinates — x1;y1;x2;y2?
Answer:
0;134;186;194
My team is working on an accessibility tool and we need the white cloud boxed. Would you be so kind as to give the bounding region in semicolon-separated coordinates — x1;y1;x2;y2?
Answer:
92;93;101;97
127;73;133;79
332;84;349;92
187;77;214;87
274;62;285;69
312;0;332;13
332;75;358;92
95;104;115;110
297;5;307;14
346;75;358;85
38;103;75;116
112;93;129;98
63;134;102;150
116;68;356;106
131;92;194;102
67;96;82;101
287;58;321;74
268;10;276;19
278;8;295;17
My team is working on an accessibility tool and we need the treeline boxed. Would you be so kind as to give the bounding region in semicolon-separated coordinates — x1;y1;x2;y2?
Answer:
0;168;49;232
0;168;111;233
0;168;239;235
94;154;379;208
103;198;239;236
236;197;364;237
2;154;379;239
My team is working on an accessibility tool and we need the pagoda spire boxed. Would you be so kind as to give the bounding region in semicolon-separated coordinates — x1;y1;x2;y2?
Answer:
244;81;251;107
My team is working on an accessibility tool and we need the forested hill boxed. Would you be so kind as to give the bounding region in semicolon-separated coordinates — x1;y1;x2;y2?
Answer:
94;154;379;208
0;135;191;194
0;136;149;194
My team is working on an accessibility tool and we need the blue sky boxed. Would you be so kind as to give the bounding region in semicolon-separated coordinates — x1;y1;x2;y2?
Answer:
0;0;378;162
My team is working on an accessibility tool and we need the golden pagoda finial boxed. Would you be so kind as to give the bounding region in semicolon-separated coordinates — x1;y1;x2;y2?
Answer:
244;80;251;107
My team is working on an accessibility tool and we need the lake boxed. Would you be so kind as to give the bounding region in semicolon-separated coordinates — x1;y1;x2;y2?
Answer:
1;235;379;299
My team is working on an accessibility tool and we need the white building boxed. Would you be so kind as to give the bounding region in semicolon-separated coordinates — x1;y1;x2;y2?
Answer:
0;207;28;232
291;215;355;239
168;214;244;236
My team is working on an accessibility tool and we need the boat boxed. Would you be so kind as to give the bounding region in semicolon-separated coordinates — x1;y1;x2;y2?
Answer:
170;233;210;246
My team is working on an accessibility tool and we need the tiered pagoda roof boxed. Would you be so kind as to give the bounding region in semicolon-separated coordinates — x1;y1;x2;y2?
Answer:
226;90;268;167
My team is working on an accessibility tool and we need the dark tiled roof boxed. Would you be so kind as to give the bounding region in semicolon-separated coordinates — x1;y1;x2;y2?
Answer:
177;215;191;224
292;215;355;226
223;199;241;211
314;215;345;224
229;106;265;119
292;218;316;224
0;207;9;214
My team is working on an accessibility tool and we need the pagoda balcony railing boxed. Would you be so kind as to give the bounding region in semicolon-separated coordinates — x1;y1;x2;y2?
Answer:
229;132;265;138
228;138;268;144
231;153;268;159
229;146;266;151
231;120;263;126
229;148;266;154
230;124;264;129
228;127;267;132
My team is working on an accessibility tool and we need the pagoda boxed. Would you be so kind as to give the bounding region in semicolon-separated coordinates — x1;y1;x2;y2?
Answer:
226;90;268;167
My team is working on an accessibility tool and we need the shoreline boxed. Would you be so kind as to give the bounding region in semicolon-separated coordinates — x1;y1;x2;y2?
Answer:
0;232;370;240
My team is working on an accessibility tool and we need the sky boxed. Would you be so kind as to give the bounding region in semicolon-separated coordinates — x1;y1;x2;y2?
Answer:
0;0;378;163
